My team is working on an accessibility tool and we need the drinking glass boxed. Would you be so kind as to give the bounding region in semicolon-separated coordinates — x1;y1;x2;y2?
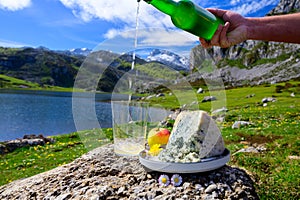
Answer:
112;101;148;156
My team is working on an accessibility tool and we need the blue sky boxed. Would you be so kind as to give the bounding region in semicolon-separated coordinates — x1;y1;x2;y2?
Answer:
0;0;279;51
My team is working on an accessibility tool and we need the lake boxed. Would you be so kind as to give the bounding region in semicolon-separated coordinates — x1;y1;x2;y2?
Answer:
0;90;169;141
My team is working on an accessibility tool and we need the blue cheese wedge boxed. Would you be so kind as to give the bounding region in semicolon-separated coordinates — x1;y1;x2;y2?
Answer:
158;111;225;163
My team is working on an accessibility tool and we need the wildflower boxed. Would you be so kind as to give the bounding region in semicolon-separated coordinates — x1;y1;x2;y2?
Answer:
171;174;183;187
149;144;163;156
158;174;170;187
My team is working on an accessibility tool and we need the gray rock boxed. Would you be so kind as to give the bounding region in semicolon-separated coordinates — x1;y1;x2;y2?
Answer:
0;135;55;155
205;184;217;194
202;96;217;103
156;93;165;97
56;193;72;200
211;107;228;114
195;184;205;192
146;95;155;100
262;97;276;103
90;194;100;200
197;88;204;94
290;92;295;97
232;121;252;129
268;0;300;14
0;144;259;199
234;146;267;154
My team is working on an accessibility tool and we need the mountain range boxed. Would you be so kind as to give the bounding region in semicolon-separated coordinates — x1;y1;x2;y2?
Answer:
146;49;189;71
188;0;300;87
0;0;299;93
57;48;92;57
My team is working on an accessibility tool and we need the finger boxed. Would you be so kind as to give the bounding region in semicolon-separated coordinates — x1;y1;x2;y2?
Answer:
220;22;230;48
210;25;223;46
199;38;211;48
206;8;227;18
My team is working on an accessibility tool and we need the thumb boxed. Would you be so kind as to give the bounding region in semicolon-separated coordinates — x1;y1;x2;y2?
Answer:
207;8;227;18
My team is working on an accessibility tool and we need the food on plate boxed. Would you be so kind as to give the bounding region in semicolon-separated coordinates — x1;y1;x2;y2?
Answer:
147;127;171;148
157;111;225;163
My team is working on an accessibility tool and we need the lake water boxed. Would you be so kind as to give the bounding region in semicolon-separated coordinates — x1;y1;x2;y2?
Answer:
0;90;169;141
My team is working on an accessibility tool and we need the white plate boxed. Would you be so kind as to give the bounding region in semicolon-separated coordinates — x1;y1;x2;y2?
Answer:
139;149;230;173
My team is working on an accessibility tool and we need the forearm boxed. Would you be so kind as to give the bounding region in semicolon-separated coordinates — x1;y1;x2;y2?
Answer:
246;13;300;43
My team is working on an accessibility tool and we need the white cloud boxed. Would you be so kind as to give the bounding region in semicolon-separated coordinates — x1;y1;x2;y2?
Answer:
230;0;242;6
95;28;197;57
60;0;146;23
0;39;30;48
100;26;198;55
0;0;31;11
231;0;278;15
59;0;175;36
104;28;124;40
60;0;278;49
137;28;197;47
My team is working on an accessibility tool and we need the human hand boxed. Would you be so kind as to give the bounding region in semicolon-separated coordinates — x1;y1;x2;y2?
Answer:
200;9;249;48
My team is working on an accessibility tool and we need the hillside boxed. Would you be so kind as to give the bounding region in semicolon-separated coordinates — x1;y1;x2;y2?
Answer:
0;47;186;92
0;47;82;88
188;0;300;87
0;0;299;93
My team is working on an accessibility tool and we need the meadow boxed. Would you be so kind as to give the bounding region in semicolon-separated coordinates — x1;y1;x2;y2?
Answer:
0;74;78;92
0;81;299;199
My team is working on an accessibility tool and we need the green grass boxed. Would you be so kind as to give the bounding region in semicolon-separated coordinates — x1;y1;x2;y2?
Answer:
0;128;113;186
221;103;300;199
0;74;82;92
0;81;299;199
217;82;300;199
0;74;40;88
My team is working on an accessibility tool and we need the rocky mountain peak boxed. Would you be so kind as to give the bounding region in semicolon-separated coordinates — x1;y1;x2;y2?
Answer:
188;0;300;87
146;49;189;71
268;0;300;15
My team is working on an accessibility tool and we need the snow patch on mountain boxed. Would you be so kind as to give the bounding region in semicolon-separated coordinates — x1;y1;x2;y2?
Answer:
146;49;190;71
56;48;92;57
68;48;92;56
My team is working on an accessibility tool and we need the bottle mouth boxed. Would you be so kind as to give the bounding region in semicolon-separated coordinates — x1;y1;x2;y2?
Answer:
142;0;152;2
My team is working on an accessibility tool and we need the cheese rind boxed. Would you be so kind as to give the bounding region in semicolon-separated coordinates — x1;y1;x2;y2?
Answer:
158;111;225;163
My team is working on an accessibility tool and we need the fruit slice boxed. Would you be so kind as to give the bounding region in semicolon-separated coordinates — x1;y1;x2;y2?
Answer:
147;128;171;148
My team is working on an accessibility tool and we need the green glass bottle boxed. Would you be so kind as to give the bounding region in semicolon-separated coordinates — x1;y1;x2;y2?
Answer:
143;0;224;40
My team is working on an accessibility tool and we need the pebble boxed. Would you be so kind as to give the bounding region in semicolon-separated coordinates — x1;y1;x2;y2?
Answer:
0;144;259;200
90;194;100;200
182;182;191;190
205;184;217;194
56;193;72;200
195;184;204;192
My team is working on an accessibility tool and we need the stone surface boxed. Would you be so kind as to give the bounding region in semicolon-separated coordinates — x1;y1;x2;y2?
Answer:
0;134;55;155
261;97;276;103
232;121;253;129
0;144;259;200
202;96;217;103
197;88;204;94
158;111;225;163
233;146;267;154
268;0;300;15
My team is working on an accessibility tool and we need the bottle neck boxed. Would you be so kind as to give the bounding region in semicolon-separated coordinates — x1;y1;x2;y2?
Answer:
145;0;177;16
